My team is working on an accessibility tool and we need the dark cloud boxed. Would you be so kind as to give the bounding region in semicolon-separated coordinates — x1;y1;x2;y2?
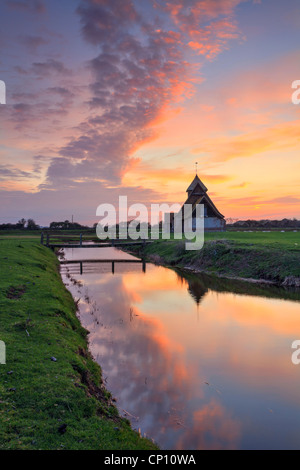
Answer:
45;125;147;185
0;181;162;226
268;196;300;205
6;86;76;131
5;0;46;13
18;35;48;52
42;0;243;189
44;0;192;188
46;87;75;109
1;0;247;219
13;103;31;113
13;65;28;75
0;164;35;181
31;59;71;77
47;87;75;98
217;195;300;206
11;92;36;101
77;0;140;45
6;96;73;131
32;155;52;174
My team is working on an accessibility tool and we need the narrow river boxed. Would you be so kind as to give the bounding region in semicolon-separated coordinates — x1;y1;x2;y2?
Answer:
60;246;300;450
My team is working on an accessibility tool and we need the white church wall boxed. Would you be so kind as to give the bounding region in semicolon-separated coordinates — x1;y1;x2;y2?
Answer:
189;217;225;231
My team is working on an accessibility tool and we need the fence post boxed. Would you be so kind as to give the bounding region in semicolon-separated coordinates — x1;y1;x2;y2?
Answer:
46;233;49;247
40;232;44;245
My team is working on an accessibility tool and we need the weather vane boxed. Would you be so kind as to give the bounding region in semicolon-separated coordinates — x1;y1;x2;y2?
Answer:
195;161;198;175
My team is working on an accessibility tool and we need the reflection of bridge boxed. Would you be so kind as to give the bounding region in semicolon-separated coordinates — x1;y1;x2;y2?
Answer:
60;259;146;274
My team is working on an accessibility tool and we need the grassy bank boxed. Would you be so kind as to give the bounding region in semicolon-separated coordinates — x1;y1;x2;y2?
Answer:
126;232;300;287
0;240;157;450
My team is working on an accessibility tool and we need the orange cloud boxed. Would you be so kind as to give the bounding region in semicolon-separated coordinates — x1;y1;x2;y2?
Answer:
164;1;244;59
192;119;300;162
123;161;233;193
229;182;250;189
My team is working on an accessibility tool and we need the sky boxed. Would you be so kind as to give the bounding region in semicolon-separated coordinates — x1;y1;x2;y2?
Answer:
0;0;299;225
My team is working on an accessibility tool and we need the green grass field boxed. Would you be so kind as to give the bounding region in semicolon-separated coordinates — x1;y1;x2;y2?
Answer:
0;240;157;450
1;228;299;249
204;230;300;251
0;231;299;449
125;231;300;285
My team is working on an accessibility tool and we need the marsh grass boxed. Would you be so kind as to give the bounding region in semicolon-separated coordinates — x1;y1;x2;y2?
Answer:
127;231;300;285
0;240;157;450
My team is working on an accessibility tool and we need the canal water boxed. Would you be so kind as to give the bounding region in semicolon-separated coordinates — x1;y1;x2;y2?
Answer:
60;246;300;450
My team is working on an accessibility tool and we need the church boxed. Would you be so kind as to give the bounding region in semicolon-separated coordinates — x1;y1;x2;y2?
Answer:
169;174;226;232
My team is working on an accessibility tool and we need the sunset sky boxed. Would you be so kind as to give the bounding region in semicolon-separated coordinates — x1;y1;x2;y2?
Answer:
0;0;299;225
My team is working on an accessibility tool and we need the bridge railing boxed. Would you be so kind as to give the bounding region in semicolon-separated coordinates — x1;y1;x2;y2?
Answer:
41;232;148;248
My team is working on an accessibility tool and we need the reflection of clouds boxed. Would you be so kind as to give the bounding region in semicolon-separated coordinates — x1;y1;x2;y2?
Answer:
178;399;241;450
61;258;300;450
62;263;242;449
86;276;197;447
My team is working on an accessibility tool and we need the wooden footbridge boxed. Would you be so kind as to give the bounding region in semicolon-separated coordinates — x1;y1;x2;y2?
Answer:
41;233;149;273
40;232;152;249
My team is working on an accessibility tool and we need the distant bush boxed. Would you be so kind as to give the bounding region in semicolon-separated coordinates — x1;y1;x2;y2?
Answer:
49;220;89;230
0;218;39;230
226;218;300;229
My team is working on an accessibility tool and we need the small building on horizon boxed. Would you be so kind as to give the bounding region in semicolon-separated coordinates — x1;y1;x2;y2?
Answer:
168;174;226;232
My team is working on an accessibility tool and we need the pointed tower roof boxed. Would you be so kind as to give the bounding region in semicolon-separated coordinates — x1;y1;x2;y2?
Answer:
186;174;208;193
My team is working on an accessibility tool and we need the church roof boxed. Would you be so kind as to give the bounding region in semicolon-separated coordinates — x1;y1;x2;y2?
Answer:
191;194;224;219
184;174;224;219
186;175;207;193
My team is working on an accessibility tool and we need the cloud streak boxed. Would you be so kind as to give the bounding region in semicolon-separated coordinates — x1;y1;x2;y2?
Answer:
1;0;297;222
43;0;246;188
5;0;46;13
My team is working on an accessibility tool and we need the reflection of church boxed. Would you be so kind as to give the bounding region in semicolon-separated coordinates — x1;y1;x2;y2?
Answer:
176;271;209;306
187;277;208;305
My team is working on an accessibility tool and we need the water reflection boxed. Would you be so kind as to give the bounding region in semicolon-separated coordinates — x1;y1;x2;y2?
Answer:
61;247;300;450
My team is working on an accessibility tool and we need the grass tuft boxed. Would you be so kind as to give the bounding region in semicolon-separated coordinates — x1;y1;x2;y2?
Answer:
0;240;157;450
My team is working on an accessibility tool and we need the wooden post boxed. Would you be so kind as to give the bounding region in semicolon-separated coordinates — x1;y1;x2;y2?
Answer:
46;233;49;247
40;232;44;245
80;233;82;247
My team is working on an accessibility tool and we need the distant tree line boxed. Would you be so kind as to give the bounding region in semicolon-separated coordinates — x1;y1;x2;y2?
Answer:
0;218;39;230
49;220;89;230
0;218;90;231
1;217;299;231
226;218;300;229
